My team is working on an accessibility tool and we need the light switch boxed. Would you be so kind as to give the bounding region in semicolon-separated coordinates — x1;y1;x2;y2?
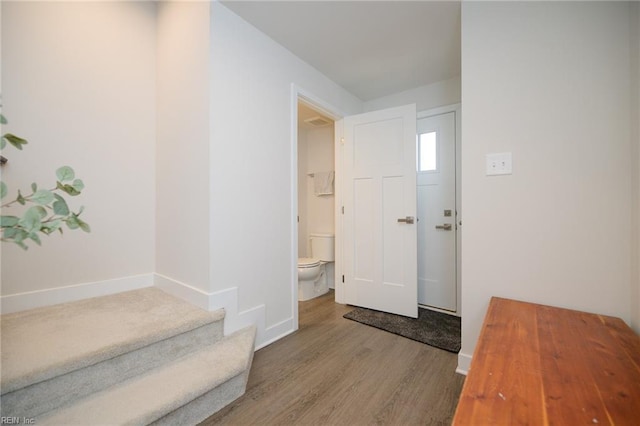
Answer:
486;152;512;176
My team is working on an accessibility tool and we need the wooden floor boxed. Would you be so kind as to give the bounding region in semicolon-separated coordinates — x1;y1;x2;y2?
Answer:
201;291;465;425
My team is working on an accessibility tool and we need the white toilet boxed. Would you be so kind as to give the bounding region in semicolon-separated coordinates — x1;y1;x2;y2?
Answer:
298;233;335;301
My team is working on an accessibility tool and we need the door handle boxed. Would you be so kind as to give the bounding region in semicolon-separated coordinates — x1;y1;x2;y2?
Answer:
397;216;415;224
435;223;452;231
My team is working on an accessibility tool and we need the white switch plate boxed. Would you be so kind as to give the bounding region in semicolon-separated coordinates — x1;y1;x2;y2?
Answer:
486;152;512;176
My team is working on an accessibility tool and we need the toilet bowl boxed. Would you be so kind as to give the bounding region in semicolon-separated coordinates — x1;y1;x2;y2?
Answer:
298;234;334;301
297;257;326;301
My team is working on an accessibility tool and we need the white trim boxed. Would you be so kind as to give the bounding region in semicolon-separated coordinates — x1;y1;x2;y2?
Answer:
417;103;462;316
1;271;291;349
419;304;460;317
0;273;154;314
334;118;345;304
154;273;292;349
290;84;346;323
417;103;461;119
456;352;472;376
290;84;300;332
154;273;210;310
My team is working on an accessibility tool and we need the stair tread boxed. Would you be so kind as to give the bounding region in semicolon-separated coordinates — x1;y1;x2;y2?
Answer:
1;288;225;393
39;325;256;426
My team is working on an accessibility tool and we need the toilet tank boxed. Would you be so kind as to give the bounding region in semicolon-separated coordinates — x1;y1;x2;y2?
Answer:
310;233;335;262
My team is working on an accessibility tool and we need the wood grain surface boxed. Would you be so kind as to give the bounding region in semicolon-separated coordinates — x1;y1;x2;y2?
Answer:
201;291;465;425
453;297;640;425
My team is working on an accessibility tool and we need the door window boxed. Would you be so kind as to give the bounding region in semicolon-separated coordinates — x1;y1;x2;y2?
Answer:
418;131;437;172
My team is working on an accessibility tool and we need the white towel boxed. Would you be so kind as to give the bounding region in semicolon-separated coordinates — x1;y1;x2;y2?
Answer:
314;171;334;195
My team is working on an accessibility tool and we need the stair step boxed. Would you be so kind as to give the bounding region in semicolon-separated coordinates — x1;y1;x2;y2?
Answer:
1;288;225;417
37;325;257;425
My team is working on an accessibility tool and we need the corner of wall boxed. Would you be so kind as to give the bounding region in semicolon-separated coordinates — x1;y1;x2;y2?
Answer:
1;274;154;314
456;352;472;376
153;274;294;349
630;1;640;334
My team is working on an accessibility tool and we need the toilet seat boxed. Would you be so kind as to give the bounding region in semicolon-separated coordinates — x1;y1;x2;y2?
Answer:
298;257;321;268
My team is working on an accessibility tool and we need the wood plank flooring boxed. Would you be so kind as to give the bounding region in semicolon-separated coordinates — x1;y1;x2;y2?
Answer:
201;291;465;425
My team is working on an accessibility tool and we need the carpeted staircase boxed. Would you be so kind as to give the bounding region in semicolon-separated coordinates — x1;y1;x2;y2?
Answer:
0;288;256;425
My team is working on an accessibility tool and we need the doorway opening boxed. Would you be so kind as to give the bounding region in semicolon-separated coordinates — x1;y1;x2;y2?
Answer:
297;101;336;297
291;87;344;330
417;105;462;316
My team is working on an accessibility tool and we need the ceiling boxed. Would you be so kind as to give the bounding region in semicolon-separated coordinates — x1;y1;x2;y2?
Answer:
221;1;461;102
298;102;333;130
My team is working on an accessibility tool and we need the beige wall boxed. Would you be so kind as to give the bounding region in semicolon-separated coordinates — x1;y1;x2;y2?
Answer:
155;1;210;292
1;2;156;299
460;1;636;369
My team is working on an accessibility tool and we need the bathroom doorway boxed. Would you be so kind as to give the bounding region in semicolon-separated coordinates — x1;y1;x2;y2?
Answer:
297;100;336;290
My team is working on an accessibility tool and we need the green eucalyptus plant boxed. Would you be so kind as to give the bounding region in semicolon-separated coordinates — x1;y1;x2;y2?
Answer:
0;112;90;250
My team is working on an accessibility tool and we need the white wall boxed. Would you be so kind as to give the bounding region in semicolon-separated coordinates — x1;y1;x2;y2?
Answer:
305;125;335;242
209;3;362;344
297;127;309;257
297;125;335;254
631;2;640;333
1;2;156;307
363;76;460;112
460;1;636;371
155;1;210;293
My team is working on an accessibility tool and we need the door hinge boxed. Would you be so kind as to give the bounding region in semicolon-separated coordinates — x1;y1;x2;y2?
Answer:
342;275;345;283
341;206;344;214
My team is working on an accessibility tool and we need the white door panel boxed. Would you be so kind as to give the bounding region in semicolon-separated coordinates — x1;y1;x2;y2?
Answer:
417;112;456;311
343;104;417;318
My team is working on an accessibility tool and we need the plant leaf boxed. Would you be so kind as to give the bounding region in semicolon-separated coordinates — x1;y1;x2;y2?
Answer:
29;232;42;245
66;215;79;230
0;137;5;150
3;133;28;150
58;183;80;196
31;189;54;205
71;179;84;192
52;197;69;215
56;166;75;182
0;181;7;199
18;207;45;233
13;228;28;243
44;219;62;233
31;182;38;192
0;114;7;125
17;190;25;205
3;227;18;239
0;215;19;227
78;218;91;233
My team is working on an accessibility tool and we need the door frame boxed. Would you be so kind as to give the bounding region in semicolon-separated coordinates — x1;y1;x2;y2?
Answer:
290;95;463;323
334;103;462;311
417;103;462;316
290;84;344;330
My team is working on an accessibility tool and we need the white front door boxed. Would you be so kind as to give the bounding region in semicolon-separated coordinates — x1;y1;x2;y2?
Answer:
341;104;418;318
417;112;456;311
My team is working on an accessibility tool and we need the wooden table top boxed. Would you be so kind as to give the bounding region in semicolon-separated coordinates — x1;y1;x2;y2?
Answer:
452;297;640;425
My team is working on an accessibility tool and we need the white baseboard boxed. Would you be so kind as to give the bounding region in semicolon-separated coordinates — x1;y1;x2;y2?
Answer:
153;273;295;349
456;352;472;376
0;273;154;314
1;272;295;349
154;273;211;310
